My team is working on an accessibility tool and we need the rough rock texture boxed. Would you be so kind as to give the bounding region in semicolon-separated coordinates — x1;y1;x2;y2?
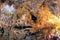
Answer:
0;0;60;40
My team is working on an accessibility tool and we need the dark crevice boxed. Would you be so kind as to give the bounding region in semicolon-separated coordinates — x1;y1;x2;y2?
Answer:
14;26;32;30
30;12;37;22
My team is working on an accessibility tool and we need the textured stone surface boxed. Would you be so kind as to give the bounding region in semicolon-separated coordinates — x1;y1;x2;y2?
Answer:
0;0;60;40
